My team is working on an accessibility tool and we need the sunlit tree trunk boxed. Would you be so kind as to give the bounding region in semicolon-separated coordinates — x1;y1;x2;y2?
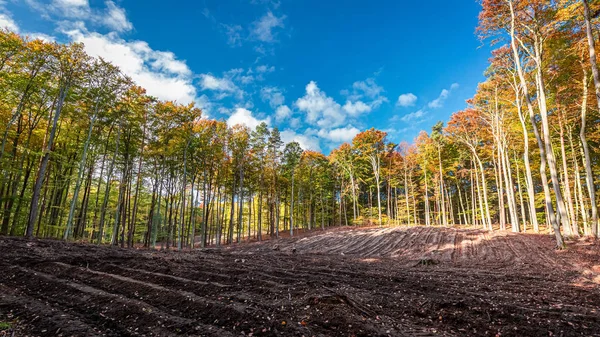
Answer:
424;167;431;226
513;78;539;232
514;153;527;232
507;0;563;247
558;116;578;236
582;0;600;237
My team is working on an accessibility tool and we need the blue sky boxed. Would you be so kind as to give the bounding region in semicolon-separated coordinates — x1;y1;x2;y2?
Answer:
0;0;491;153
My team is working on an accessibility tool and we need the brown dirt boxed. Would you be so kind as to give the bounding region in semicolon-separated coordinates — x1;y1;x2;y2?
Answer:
1;226;599;337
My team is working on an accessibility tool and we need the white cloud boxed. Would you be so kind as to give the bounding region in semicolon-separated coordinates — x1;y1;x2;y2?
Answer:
51;0;90;18
26;0;132;33
260;86;284;108
342;100;371;116
317;125;360;143
227;107;270;130
256;64;275;73
397;93;417;107
275;105;291;122
0;12;18;32
289;117;301;128
66;30;197;104
428;83;459;109
428;89;449;109
295;81;346;128
199;74;237;92
251;11;285;43
102;1;132;33
240;75;254;84
400;109;427;122
281;129;321;152
194;94;213;117
352;78;384;99
27;32;56;42
222;24;242;47
344;77;388;110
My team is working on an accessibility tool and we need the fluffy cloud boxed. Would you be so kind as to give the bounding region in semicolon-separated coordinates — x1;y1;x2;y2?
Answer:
295;81;346;128
66;29;197;104
0;12;18;32
199;74;238;92
251;11;285;43
260;86;284;108
352;78;384;100
227;107;270;130
343;77;388;110
397;93;417;107
281;129;321;152
26;0;132;33
428;83;459;109
275;105;291;122
102;1;132;32
428;89;449;109
400;109;427;122
51;0;90;18
342;100;371;116
317;125;360;143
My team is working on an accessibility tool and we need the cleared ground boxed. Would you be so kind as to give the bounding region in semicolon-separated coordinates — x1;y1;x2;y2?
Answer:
1;226;599;336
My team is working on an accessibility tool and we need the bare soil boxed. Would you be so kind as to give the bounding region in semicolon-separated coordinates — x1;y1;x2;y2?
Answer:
1;226;599;337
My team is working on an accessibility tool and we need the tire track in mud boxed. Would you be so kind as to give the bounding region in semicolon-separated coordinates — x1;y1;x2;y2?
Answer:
0;285;104;337
377;229;411;256
1;265;208;336
43;261;290;326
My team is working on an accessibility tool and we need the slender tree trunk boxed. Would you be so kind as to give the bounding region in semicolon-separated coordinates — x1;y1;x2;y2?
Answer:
437;146;447;226
65;112;98;240
26;84;69;238
424;168;431;227
514;82;539;232
290;170;295;236
558;116;577;236
237;163;244;243
508;0;563;247
582;0;600;237
494;154;506;230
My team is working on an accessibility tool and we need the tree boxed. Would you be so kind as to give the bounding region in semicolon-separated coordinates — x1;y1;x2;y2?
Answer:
353;129;389;226
26;43;88;238
283;141;302;236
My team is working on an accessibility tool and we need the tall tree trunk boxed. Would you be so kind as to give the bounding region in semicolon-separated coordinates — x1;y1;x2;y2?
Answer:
514;80;539;232
26;84;69;238
65;111;98;240
424;168;431;227
508;0;563;247
558;116;577;236
290;170;295;236
582;0;600;237
437;146;447;227
237;164;244;243
97;125;120;244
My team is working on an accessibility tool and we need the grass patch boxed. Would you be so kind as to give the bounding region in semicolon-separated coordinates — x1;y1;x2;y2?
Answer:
0;321;11;330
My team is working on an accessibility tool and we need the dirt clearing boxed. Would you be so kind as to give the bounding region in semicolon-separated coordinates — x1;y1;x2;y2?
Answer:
1;226;599;336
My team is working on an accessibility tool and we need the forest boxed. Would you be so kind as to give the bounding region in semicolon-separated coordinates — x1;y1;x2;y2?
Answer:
2;1;600;249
